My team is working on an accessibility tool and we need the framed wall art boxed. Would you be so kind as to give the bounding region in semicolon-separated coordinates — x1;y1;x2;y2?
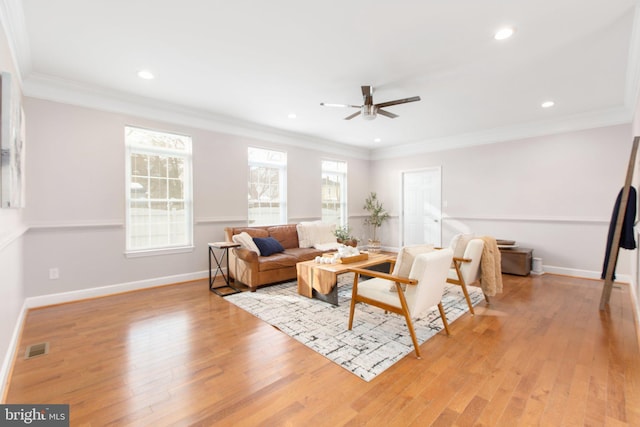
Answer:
1;71;25;208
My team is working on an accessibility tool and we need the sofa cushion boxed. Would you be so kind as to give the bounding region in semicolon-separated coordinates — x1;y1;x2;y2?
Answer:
257;252;298;271
296;221;321;248
267;225;299;249
253;237;285;256
233;227;269;239
283;247;324;262
232;232;261;254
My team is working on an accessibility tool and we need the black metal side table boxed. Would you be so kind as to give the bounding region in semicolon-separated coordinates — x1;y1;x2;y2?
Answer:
208;242;242;296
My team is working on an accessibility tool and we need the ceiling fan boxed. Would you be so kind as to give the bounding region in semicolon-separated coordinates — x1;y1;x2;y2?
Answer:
320;85;420;120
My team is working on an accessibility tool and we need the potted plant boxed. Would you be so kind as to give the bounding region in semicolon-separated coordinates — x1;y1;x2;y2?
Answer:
363;192;390;252
334;225;358;247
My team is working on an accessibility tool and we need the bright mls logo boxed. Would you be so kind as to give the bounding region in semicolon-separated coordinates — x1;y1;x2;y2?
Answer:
0;405;69;426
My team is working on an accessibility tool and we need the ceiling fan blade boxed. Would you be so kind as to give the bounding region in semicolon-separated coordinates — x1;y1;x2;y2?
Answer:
344;111;362;120
361;85;373;106
320;102;360;108
377;109;398;119
375;96;421;109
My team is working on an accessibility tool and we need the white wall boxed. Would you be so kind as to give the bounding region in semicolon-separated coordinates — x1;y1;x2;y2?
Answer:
22;98;370;298
368;124;634;278
0;16;26;398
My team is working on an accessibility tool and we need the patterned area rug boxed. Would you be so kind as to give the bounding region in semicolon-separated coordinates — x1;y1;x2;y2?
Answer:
225;275;484;382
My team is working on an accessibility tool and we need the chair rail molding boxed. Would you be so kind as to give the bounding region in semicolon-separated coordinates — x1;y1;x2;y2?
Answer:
442;215;609;225
195;216;248;225
28;220;124;231
0;225;28;252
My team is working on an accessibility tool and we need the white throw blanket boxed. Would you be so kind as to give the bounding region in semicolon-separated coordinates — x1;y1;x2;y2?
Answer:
314;242;343;251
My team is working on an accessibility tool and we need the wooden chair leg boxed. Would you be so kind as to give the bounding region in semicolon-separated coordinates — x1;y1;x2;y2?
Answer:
459;280;475;315
402;311;421;359
484;293;490;304
348;274;359;330
395;287;421;358
437;303;451;336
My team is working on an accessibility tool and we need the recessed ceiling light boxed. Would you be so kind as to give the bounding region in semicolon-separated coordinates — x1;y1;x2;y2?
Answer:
288;113;297;119
541;101;555;108
374;138;381;143
494;27;515;41
137;70;154;80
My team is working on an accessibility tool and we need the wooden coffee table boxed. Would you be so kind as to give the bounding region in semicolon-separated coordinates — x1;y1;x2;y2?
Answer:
296;252;396;305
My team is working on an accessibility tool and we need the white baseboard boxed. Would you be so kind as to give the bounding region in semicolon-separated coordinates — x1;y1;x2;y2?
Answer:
24;270;210;309
2;270;212;400
542;265;631;284
0;303;27;402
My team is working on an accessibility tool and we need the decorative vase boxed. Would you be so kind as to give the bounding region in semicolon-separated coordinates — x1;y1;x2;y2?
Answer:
338;238;358;247
368;239;381;253
345;239;358;247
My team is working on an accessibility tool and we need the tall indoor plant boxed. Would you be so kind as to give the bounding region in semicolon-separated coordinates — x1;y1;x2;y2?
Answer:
363;192;389;252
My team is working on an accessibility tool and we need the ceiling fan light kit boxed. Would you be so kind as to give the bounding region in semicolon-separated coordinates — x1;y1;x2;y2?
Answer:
321;85;420;120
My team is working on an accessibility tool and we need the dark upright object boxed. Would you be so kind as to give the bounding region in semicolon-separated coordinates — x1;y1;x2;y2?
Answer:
600;136;639;310
601;186;637;280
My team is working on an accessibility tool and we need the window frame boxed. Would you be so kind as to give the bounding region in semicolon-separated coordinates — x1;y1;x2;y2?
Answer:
321;159;348;227
124;125;194;257
247;147;288;226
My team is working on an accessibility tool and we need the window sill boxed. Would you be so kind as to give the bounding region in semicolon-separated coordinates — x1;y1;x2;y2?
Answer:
125;246;195;258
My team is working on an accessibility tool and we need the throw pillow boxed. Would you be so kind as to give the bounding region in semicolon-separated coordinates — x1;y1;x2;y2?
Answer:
449;233;474;259
252;237;285;257
313;222;336;246
232;232;261;255
389;244;434;292
297;221;321;248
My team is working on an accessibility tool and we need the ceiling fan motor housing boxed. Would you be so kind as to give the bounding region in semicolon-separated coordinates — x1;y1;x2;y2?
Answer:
362;105;377;120
320;85;420;120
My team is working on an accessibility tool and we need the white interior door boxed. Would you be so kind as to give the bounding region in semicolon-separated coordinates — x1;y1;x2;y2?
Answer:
402;168;442;247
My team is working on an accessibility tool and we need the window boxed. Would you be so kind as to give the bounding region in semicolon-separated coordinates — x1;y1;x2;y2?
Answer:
125;126;193;254
248;147;287;225
321;159;347;226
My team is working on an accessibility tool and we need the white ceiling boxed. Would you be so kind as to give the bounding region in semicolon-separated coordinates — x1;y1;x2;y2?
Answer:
7;0;640;156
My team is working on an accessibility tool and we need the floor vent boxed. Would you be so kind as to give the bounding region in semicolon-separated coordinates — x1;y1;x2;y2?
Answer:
24;342;49;359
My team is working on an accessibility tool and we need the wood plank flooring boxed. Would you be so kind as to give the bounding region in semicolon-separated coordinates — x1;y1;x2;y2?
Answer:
4;273;640;426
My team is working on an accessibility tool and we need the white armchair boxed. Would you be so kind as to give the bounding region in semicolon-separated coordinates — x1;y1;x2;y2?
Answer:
447;238;486;315
348;248;454;359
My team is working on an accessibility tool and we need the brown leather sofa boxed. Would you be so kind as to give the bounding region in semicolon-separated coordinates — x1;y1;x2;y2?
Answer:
224;224;325;291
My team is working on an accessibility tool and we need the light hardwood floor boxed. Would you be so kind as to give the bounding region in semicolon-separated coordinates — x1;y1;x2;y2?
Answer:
4;273;640;426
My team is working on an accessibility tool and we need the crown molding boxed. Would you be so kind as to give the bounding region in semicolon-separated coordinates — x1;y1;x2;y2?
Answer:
22;73;372;160
0;0;31;83
370;106;632;160
372;4;640;161
26;69;634;163
11;0;640;162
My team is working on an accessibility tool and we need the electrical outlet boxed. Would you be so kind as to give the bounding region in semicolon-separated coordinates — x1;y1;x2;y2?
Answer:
49;268;59;280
